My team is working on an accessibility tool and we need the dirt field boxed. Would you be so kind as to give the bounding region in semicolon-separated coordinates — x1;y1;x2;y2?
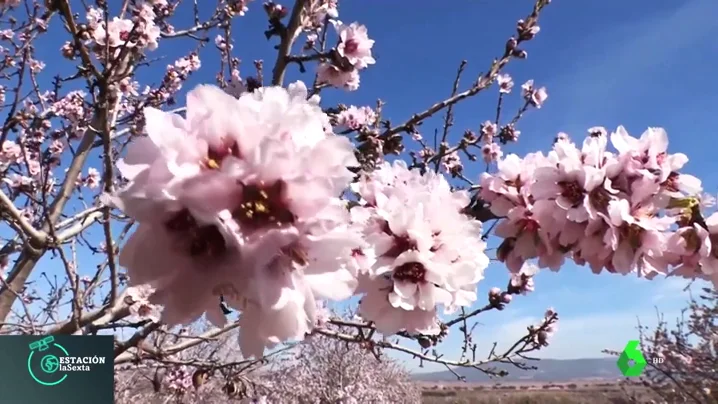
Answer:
419;381;656;403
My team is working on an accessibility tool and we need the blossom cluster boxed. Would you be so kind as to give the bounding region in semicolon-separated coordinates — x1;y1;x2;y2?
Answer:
163;365;193;395
349;161;490;335
333;105;377;130
83;3;162;58
316;18;375;91
110;75;494;357
110;80;363;358
479;127;718;288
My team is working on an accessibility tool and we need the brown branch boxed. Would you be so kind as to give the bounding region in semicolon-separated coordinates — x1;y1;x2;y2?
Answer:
271;0;308;86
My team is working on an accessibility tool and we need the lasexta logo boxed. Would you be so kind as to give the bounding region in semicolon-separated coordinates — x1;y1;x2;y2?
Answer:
616;340;647;377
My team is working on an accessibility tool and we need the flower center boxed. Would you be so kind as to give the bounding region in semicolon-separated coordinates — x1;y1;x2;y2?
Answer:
640;151;667;165
344;39;359;54
165;209;228;258
232;181;295;231
662;172;680;192
136;304;153;317
519;216;539;233
203;141;240;170
393;262;426;284
380;221;418;258
558;180;584;207
589;187;611;213
620;223;644;250
119;31;130;42
682;229;701;253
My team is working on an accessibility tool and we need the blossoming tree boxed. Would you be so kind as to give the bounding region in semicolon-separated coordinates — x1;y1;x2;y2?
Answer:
611;288;717;404
0;0;715;401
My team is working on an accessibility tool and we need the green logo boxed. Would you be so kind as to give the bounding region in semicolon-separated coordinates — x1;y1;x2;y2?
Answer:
28;336;70;386
617;340;647;377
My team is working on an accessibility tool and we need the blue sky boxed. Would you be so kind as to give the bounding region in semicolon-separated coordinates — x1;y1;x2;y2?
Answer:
5;0;718;373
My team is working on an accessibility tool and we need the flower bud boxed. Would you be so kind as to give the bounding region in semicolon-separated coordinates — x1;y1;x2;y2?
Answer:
505;37;518;53
512;49;528;59
418;337;432;349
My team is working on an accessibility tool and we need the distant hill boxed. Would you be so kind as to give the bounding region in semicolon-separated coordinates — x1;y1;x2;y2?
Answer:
413;358;623;383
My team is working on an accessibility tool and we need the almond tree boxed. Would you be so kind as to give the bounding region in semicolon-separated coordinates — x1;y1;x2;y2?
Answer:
0;1;714;402
617;288;718;404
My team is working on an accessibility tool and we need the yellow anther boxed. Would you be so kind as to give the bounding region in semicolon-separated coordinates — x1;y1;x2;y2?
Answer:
255;203;268;213
207;159;220;170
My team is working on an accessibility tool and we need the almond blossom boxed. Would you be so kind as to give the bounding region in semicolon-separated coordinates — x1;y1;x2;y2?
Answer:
334;105;377;130
481;126;715;285
316;63;360;91
334;22;375;69
349;161;489;335
520;79;548;108
93;18;137;48
111;80;364;355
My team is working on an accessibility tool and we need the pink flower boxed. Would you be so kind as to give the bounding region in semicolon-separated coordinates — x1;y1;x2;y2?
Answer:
119;220;241;326
520;79;548;108
481;120;498;139
164;365;193;394
316;63;360;91
531;141;605;223
496;73;514;94
0;140;21;169
114;81;362;355
237;286;315;358
334;22;375;69
482;142;503;164
350;162;489;334
507;262;539;295
234;202;364;328
93;18;136;48
335;105;376;130
109;103;209;221
610;126;671;179
666;224;710;279
84;167;101;189
124;285;162;323
554;132;571;144
605;199;673;278
357;276;442;335
479;152;548;216
441;151;463;175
